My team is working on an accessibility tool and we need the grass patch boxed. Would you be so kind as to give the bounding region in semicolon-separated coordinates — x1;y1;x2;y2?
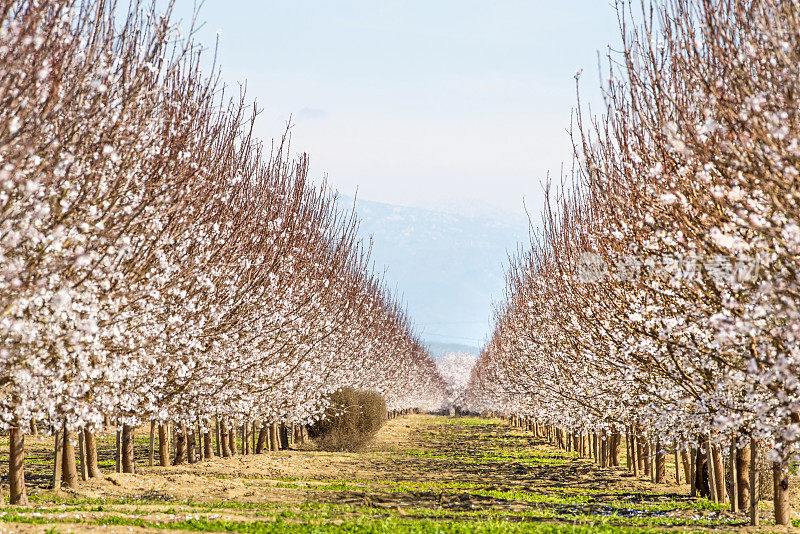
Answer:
0;512;715;533
1;415;745;532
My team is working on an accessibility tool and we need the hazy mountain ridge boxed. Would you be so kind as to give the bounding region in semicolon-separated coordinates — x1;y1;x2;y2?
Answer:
342;196;529;351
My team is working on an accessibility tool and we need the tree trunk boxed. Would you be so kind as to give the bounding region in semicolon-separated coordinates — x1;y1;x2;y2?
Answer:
121;424;135;473
77;429;88;480
228;424;237;455
197;423;204;461
280;424;289;449
62;427;78;489
625;430;632;472
773;460;790;526
256;423;268;453
243;423;250;455
158;424;171;467
203;426;213;460
266;423;274;450
84;429;101;478
9;422;29;504
729;440;737;513
711;443;725;503
215;421;221;457
636;433;645;472
174;427;186;465
220;424;231;457
187;426;196;464
601;432;608;467
736;442;751;512
601;432;607;464
642;439;651;478
706;439;718;502
52;429;63;490
270;422;280;451
695;443;710;498
149;422;155;466
654;439;665;483
749;438;758;526
681;446;691;485
114;424;120;473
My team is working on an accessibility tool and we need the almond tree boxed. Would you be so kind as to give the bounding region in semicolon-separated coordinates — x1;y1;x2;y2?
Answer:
468;0;800;523
1;0;445;500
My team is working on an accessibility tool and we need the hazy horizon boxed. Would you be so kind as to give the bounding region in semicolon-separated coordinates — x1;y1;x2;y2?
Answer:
158;1;624;351
346;196;529;349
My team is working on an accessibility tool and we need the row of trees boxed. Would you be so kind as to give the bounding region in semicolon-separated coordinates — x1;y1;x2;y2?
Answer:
467;0;799;525
0;0;444;504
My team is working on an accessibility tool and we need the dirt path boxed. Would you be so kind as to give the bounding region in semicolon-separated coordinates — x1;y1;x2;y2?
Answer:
0;416;764;532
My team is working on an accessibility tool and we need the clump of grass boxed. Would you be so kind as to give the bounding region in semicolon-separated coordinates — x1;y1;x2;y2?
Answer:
308;387;387;452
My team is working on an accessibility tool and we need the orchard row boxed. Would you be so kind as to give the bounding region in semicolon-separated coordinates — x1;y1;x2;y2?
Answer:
0;1;444;504
467;0;800;526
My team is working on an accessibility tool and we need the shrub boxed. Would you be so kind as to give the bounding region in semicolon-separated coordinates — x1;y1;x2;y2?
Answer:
309;387;387;451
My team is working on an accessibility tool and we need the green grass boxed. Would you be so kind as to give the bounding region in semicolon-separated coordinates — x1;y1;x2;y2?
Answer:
441;417;503;427
0;496;744;531
0;510;723;533
1;416;753;532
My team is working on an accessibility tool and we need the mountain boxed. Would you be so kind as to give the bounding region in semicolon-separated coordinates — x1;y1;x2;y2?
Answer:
342;196;530;350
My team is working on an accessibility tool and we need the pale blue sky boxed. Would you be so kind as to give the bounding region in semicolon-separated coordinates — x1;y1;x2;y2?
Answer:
171;1;622;218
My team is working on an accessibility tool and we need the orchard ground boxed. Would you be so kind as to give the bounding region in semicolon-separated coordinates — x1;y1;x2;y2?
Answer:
0;415;796;533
